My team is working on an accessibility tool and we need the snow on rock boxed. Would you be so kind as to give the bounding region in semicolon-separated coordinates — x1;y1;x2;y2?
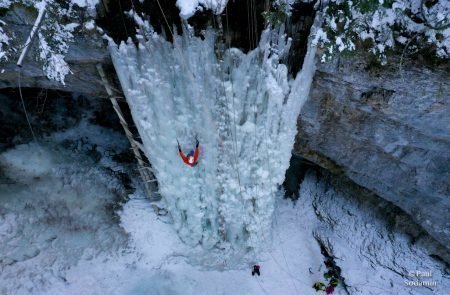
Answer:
0;22;9;61
71;0;98;9
176;0;228;19
71;0;98;16
0;1;99;84
84;19;96;30
316;0;450;63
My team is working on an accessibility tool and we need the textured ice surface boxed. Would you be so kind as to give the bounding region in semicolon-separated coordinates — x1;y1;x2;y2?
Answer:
109;17;321;262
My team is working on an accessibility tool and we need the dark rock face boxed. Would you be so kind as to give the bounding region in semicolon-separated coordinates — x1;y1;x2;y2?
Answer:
295;55;450;250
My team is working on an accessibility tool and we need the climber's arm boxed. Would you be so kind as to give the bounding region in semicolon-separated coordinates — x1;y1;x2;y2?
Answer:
193;137;200;162
178;142;189;164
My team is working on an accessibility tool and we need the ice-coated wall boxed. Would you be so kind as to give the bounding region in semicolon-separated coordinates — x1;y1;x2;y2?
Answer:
109;15;321;261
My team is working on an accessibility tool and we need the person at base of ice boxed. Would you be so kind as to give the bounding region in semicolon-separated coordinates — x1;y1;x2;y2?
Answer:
324;259;335;268
325;285;334;294
330;278;339;287
178;137;199;167
324;269;339;279
252;265;260;276
313;281;325;291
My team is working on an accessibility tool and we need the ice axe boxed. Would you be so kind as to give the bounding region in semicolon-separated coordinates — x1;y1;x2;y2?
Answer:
176;138;181;151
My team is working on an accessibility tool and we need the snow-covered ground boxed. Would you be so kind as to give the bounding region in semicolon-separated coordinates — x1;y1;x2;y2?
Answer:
0;132;325;294
300;172;450;295
1;118;448;294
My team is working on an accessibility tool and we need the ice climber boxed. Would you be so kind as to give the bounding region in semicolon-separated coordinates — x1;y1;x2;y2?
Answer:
178;137;200;167
325;285;335;294
313;282;325;291
252;265;261;276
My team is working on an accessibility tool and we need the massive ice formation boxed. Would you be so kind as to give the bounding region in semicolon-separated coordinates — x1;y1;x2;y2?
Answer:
109;14;321;259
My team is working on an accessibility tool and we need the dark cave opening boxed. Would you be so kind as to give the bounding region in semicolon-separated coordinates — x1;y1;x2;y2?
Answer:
96;0;183;44
0;88;133;150
286;1;316;77
283;153;319;199
0;87;143;195
95;0;315;62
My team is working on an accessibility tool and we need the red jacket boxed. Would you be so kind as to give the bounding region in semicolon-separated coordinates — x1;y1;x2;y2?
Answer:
179;146;199;167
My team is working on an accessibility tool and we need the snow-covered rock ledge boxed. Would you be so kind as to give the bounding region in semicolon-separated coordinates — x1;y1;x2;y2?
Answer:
295;54;450;253
0;5;112;97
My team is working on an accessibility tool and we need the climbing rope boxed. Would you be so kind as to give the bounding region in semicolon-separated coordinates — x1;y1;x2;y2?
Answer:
216;6;276;295
18;70;37;142
262;118;310;292
155;0;174;39
237;2;319;293
117;0;129;38
219;5;303;295
155;0;214;134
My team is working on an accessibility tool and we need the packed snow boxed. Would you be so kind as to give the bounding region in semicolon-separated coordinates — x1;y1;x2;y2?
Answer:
176;0;228;18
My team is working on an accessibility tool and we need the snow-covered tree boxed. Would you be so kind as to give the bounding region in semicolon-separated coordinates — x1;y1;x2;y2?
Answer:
314;0;450;63
0;0;98;84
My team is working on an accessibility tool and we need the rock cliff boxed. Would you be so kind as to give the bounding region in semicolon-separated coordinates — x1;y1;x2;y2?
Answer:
295;55;450;250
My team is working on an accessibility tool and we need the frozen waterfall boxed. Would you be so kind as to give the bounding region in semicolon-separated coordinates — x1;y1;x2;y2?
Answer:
109;15;321;262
